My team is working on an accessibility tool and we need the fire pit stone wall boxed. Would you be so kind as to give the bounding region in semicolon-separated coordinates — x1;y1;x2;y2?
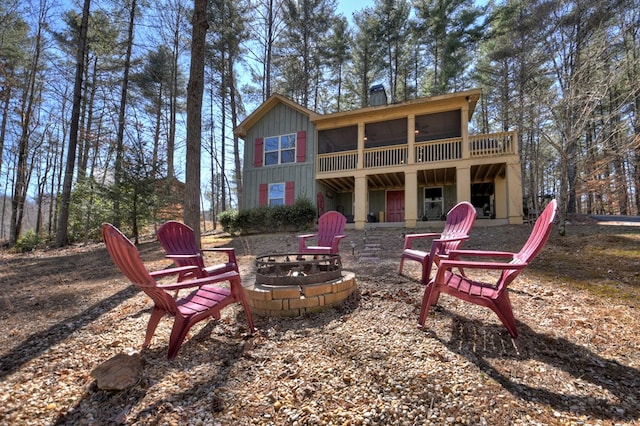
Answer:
244;271;356;317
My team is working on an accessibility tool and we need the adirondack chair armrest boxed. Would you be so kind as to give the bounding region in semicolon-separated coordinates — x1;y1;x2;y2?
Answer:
434;234;469;243
297;233;317;240
150;265;200;279
201;247;237;264
403;232;441;249
165;254;200;260
428;235;469;259
447;249;515;260
158;271;240;291
201;247;235;253
438;258;527;271
329;234;347;251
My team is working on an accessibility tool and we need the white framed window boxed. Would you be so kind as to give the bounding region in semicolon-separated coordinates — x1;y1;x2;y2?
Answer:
268;182;285;205
264;133;296;166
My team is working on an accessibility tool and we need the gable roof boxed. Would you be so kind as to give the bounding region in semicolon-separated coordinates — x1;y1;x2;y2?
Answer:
235;89;482;137
234;93;318;138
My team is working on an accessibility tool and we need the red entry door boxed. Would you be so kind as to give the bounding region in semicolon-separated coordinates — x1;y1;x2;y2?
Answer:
386;190;405;222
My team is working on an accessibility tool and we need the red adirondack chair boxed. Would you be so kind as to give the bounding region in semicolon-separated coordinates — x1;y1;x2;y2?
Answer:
297;211;347;255
102;223;255;360
399;201;477;284
418;199;558;338
157;220;237;282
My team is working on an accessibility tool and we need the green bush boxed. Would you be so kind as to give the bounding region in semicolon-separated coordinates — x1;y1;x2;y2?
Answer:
218;209;238;232
219;197;316;234
290;197;316;227
67;177;113;243
15;229;41;252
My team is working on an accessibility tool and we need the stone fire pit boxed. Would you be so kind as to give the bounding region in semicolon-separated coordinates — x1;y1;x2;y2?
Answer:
244;253;356;317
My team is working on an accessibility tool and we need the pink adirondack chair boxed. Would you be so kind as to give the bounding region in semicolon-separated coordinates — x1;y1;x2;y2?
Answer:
297;211;347;255
399;201;477;284
102;223;255;360
418;199;558;338
157;220;237;282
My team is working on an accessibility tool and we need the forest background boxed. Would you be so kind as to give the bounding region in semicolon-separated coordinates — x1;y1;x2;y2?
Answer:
1;0;639;249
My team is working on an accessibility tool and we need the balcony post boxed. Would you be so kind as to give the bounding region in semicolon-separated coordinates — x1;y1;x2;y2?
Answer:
357;122;365;170
512;129;519;156
404;171;418;228
354;175;367;230
456;166;471;203
507;162;524;224
407;114;415;164
461;101;470;159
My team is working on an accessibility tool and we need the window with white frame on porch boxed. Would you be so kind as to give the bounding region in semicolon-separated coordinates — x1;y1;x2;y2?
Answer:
264;134;296;165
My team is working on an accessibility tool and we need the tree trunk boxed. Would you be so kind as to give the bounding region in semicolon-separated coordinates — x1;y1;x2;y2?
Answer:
229;57;242;210
56;0;91;247
185;0;209;245
112;0;137;228
220;52;228;212
168;1;183;179
0;72;12;186
10;3;44;246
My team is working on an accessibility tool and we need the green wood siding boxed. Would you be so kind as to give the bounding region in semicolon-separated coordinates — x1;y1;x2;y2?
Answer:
242;103;317;210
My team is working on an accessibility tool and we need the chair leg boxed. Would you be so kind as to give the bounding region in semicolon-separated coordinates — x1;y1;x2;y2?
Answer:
239;295;256;334
167;316;192;360
398;257;405;275
231;277;256;333
144;307;165;347
420;255;433;285
418;282;440;327
491;294;518;338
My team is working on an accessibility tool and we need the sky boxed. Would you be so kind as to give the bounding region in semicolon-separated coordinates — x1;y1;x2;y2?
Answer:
336;0;374;20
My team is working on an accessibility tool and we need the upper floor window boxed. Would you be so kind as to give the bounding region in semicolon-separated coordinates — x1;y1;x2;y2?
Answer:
265;133;296;166
268;182;285;205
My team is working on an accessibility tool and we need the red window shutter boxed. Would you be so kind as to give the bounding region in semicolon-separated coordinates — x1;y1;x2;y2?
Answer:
296;131;306;162
259;183;268;206
254;138;264;167
285;181;295;205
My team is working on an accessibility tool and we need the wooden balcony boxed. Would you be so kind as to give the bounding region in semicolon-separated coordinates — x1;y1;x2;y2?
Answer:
317;131;517;174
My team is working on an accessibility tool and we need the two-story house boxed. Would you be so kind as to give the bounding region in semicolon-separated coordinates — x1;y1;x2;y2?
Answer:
234;88;523;230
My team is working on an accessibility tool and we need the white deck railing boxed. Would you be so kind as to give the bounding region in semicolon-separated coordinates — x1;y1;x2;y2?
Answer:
364;145;407;168
316;131;517;173
317;150;358;172
469;132;516;158
415;137;462;163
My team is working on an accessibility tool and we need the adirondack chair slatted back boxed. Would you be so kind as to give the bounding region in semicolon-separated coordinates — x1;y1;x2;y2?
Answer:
399;201;476;284
298;211;347;255
157;221;207;272
102;224;178;314
497;200;558;290
517;199;558;263
157;220;238;281
316;211;347;248
436;202;477;254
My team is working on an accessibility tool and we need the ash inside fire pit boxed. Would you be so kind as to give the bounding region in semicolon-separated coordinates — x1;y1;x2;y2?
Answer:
255;253;342;286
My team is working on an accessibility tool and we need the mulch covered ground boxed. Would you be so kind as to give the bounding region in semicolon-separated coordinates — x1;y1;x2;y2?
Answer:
0;220;638;425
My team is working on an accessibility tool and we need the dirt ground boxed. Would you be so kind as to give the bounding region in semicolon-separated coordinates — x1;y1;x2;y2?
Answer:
0;218;639;425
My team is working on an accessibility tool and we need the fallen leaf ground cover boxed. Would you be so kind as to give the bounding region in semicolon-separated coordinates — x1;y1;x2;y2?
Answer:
0;219;638;425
